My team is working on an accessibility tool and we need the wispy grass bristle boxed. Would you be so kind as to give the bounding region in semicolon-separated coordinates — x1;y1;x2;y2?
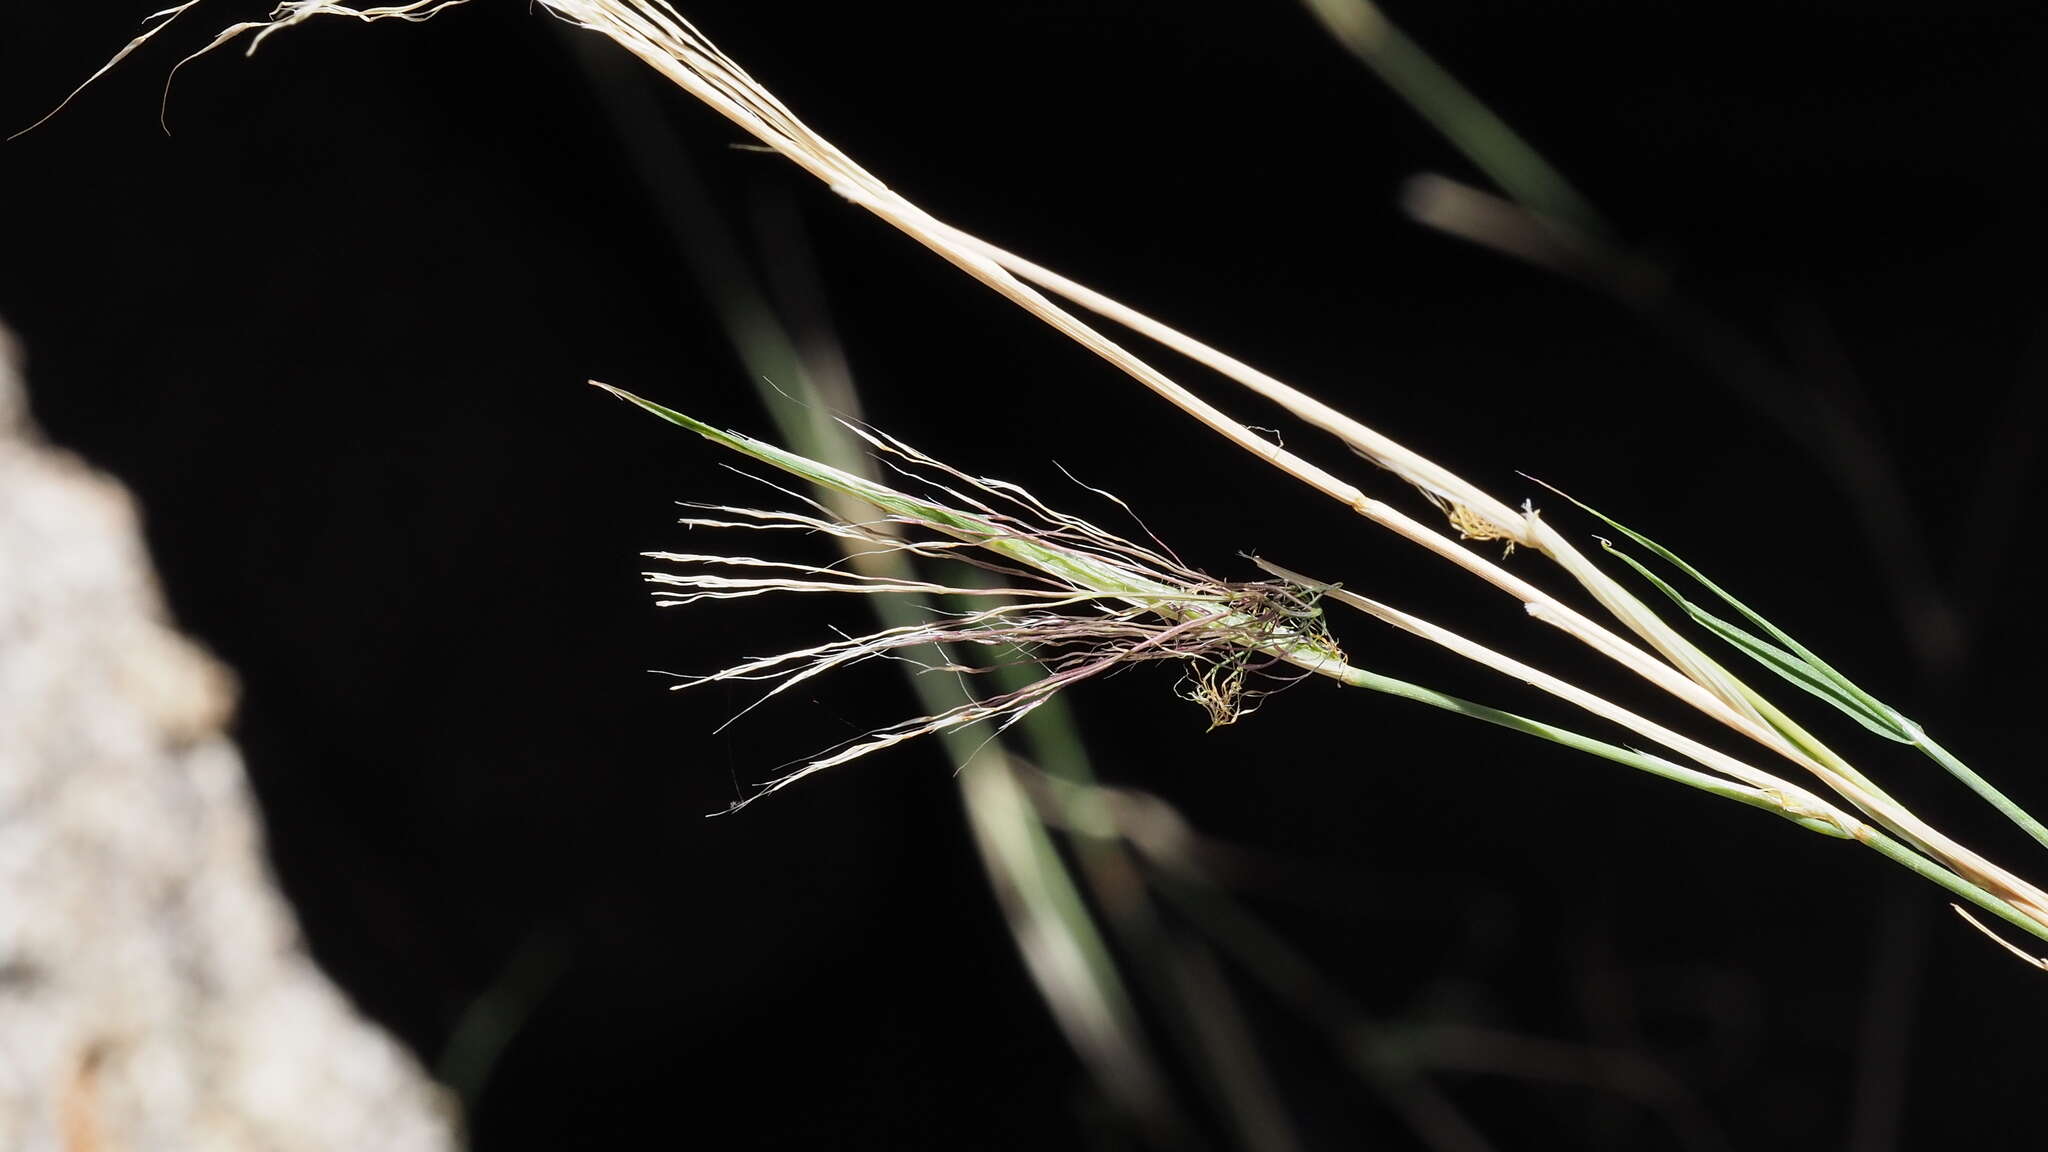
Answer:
613;394;1348;804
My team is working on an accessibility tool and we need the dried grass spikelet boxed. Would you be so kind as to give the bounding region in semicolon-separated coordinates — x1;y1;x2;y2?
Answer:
14;1;477;138
603;388;1345;806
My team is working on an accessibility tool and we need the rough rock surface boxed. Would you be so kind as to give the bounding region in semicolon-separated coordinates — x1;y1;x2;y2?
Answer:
0;327;458;1151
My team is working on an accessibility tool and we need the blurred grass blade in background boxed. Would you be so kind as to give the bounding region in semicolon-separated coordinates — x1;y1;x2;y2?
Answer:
1298;0;1604;236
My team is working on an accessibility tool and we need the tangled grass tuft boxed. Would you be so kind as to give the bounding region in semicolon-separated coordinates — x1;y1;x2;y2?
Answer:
614;391;1344;804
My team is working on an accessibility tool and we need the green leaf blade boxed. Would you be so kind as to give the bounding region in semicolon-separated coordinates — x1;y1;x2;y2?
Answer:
1596;543;1913;743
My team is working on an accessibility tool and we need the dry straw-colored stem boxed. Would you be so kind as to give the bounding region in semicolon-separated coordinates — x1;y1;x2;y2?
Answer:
526;3;2048;929
69;0;2048;939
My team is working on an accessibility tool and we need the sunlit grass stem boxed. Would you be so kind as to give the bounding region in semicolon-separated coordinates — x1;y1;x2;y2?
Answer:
81;0;2048;960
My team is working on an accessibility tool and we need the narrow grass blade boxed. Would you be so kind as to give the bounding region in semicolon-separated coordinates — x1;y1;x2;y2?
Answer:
1544;482;2048;852
1548;487;1884;702
1598;546;1910;744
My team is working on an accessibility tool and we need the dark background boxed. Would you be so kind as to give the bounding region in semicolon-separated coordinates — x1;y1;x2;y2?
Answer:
6;2;2048;1147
